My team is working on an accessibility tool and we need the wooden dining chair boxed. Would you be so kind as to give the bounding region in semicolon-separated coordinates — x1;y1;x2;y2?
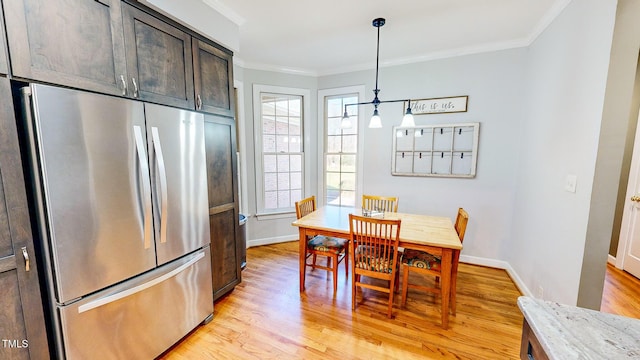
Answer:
295;196;348;295
349;214;401;318
362;194;399;213
400;208;469;316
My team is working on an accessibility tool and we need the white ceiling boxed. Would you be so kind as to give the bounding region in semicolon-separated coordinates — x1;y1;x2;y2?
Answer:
207;0;570;76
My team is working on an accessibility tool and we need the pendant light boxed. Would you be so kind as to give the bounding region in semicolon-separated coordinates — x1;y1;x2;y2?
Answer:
340;18;415;129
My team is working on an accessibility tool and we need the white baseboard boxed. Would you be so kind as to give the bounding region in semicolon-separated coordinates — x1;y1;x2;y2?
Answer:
247;234;297;248
460;254;533;297
608;254;616;265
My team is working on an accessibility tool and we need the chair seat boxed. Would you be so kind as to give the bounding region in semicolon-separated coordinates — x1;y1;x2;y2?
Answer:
354;245;395;273
307;235;347;254
402;249;441;270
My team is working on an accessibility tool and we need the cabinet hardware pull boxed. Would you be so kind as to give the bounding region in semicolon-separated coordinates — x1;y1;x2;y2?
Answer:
120;75;127;96
196;94;202;110
132;77;139;98
21;247;30;272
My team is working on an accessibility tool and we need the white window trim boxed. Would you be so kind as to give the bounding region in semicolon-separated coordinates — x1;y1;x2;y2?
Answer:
317;86;366;208
253;84;311;219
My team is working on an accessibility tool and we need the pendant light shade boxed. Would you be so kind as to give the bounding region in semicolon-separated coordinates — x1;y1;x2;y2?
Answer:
340;109;352;129
369;108;382;128
400;105;415;127
341;18;415;129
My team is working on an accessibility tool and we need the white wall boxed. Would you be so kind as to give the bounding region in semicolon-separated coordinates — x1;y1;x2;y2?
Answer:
508;0;617;306
319;49;527;264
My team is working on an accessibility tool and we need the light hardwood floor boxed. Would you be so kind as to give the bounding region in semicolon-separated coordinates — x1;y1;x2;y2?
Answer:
600;262;640;318
160;242;524;359
159;243;640;359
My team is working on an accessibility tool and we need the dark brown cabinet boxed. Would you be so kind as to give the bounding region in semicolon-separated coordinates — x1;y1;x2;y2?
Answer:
122;3;195;109
204;115;241;300
193;39;235;117
3;0;127;95
0;77;49;360
520;319;549;360
3;0;234;116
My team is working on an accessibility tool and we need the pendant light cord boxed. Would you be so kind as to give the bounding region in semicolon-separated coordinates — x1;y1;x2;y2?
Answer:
372;18;382;107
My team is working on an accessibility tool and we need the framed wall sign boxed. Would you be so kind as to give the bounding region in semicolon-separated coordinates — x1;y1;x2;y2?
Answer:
392;122;479;178
404;96;468;115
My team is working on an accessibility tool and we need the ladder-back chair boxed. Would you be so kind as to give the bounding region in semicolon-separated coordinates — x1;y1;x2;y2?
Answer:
349;214;401;318
400;208;469;318
295;196;348;295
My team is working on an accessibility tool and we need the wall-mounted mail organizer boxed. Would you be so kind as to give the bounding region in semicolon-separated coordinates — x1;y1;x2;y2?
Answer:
391;123;479;178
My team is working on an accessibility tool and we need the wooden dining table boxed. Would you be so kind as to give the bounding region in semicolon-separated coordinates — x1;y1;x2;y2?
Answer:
292;205;463;329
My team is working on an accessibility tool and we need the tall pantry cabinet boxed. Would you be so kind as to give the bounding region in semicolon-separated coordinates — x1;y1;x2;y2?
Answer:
0;0;241;357
0;3;49;356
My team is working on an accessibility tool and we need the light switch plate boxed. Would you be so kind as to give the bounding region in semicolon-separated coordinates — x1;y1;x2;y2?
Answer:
565;174;577;193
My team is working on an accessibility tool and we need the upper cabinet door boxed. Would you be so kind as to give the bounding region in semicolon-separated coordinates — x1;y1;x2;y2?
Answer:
122;4;195;109
3;0;127;95
193;39;235;117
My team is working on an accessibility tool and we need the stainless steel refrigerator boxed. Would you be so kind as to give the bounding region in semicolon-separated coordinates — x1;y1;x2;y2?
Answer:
20;84;213;359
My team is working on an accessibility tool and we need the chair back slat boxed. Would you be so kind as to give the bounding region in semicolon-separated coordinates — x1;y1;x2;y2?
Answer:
349;214;401;273
295;196;316;219
454;208;469;243
362;194;399;213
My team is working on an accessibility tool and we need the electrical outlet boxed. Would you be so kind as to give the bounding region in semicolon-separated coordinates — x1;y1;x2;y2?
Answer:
536;285;544;299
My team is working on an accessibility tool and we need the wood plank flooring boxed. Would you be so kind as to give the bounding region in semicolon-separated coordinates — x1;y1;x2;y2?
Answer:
600;262;640;318
160;242;524;359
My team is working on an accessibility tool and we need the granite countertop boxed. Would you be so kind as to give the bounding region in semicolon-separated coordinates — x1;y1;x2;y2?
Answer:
518;296;640;359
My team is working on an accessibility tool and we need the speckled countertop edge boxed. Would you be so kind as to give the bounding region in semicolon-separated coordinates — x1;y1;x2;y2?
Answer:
518;296;640;360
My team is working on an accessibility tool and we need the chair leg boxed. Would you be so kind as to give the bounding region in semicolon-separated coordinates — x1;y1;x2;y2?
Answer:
450;277;457;315
388;278;395;319
312;254;317;269
351;272;357;311
401;265;409;307
344;249;349;278
451;262;459;315
394;268;400;293
332;254;338;296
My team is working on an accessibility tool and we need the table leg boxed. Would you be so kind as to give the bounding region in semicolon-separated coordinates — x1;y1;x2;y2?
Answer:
299;228;306;292
440;249;453;329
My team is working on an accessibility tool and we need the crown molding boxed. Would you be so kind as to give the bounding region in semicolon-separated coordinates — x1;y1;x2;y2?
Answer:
234;57;319;77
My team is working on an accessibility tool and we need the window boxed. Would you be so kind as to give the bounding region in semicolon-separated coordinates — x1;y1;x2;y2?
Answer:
322;90;362;207
254;85;310;216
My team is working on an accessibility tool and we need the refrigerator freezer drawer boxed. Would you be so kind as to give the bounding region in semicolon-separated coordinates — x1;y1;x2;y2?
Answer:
58;247;213;359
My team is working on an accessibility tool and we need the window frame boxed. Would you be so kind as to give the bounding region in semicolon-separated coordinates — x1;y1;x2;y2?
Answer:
317;86;366;208
253;84;311;218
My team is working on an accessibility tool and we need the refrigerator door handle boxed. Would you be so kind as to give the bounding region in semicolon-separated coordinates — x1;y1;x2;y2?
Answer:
151;127;169;244
77;251;205;314
134;126;153;249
